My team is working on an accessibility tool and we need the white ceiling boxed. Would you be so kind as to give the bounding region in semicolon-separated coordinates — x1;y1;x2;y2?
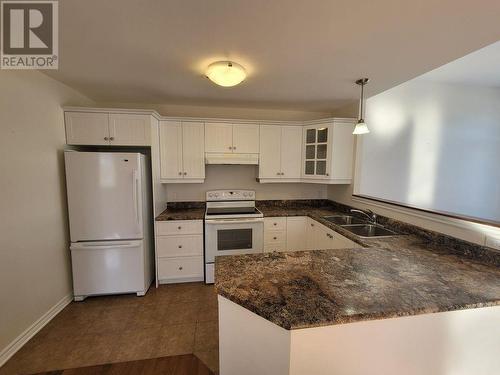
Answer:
418;41;500;88
46;0;500;111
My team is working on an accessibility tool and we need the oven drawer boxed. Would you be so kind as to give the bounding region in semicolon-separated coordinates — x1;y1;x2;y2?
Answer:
158;256;203;281
264;217;287;231
156;220;203;236
157;235;203;257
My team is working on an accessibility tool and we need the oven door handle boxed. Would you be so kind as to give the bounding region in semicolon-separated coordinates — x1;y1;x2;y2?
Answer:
205;218;264;225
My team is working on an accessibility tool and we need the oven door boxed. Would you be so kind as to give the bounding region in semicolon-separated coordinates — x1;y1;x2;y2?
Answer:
205;218;264;263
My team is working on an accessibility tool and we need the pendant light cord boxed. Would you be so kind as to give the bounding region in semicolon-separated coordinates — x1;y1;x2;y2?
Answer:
359;82;364;121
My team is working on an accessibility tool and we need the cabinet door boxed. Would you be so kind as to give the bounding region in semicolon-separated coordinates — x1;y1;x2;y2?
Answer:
182;122;205;180
306;218;319;250
205;123;233;153
259;126;281;178
286;217;307;251
65;112;109;145
159;121;183;180
330;122;355;180
281;126;302;179
303;124;330;179
233;124;259;153
109;114;151;146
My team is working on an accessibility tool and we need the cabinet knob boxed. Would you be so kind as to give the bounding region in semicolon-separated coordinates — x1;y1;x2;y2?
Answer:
228;146;232;150
273;237;277;240
233;146;236;150
109;137;114;141
281;172;284;176
311;223;314;227
178;172;182;175
276;172;280;176
178;266;183;270
178;226;182;230
326;173;329;176
183;172;187;176
178;245;182;248
273;223;277;226
104;137;109;140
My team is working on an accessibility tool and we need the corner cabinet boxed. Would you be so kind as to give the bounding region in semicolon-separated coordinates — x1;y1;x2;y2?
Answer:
65;111;152;146
259;125;302;182
302;120;355;184
159;120;205;183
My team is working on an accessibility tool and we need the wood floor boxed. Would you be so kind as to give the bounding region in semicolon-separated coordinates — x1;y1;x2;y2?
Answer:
32;354;214;375
0;283;219;375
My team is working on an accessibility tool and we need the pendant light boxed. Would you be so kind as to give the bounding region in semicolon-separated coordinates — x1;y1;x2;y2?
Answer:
353;78;370;135
205;61;246;87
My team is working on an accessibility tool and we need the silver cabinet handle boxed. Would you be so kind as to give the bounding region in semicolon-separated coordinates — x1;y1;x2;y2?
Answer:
104;137;109;140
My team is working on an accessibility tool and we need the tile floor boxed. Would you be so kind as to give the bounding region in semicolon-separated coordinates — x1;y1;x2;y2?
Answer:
0;283;219;375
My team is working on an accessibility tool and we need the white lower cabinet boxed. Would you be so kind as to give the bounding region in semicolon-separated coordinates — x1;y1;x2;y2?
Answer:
156;220;203;283
265;216;355;252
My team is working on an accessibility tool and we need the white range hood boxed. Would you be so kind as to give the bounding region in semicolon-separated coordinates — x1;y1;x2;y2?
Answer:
205;153;259;165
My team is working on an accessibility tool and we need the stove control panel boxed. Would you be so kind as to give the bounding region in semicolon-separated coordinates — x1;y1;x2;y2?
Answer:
206;190;255;201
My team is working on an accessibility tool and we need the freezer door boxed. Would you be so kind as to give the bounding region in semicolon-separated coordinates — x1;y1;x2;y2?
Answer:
65;152;143;241
70;240;145;297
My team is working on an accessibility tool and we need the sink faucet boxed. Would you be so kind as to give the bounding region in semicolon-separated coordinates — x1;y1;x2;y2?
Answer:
350;208;377;224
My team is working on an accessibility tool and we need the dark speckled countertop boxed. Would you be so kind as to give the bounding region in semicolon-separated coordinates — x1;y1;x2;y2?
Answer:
214;200;500;330
156;202;205;221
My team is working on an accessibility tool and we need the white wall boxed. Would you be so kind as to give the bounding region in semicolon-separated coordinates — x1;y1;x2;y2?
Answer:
167;165;327;202
0;71;94;360
356;80;500;223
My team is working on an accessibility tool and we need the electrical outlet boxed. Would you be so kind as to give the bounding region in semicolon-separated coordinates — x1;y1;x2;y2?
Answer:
485;235;500;250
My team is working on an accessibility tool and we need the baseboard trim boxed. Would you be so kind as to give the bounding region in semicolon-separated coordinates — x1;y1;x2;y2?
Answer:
0;293;73;367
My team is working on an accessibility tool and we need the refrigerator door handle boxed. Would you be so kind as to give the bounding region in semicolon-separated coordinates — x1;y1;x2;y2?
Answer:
132;169;140;226
71;242;139;250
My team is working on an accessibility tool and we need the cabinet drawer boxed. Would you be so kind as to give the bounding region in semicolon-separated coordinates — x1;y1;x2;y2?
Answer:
264;217;287;231
264;231;286;244
157;235;203;257
156;220;203;236
157;256;203;280
264;242;286;253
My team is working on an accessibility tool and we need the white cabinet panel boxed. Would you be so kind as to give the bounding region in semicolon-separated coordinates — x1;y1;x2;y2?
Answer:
286;217;307;251
182;122;205;179
157;235;203;257
264;217;287;232
157;256;203;281
233;124;259;153
281;126;303;179
259;126;282;178
109;114;151;146
205;123;233;153
331;122;355;180
65;112;109;145
159;121;183;180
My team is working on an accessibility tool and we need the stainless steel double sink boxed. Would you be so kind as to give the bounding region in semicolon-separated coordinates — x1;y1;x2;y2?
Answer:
323;215;399;238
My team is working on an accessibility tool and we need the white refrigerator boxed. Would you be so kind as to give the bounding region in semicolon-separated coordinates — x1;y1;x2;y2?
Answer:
64;151;153;301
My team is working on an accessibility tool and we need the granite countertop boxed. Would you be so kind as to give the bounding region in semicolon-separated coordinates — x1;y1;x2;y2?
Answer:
155;203;205;221
215;202;500;330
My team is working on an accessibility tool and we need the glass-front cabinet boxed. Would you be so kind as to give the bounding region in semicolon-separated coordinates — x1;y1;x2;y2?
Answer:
303;124;330;179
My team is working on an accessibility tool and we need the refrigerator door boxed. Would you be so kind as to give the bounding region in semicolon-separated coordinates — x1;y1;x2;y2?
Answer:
70;240;145;297
65;152;143;242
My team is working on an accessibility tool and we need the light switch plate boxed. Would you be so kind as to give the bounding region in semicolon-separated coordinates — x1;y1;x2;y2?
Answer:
485;235;500;250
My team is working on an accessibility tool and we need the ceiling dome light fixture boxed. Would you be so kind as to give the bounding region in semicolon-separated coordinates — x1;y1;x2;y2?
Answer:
205;61;246;87
353;78;370;135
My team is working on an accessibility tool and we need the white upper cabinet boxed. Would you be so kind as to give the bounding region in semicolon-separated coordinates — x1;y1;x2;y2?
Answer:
109;114;151;146
65;111;151;146
259;125;302;181
205;123;259;154
302;121;355;184
182;122;205;180
65;112;110;145
232;124;259;153
259;126;281;179
159;120;205;183
204;122;233;153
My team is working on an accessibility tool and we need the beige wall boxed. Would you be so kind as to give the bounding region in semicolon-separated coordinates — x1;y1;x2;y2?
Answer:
97;102;333;121
0;71;94;357
167;165;327;202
